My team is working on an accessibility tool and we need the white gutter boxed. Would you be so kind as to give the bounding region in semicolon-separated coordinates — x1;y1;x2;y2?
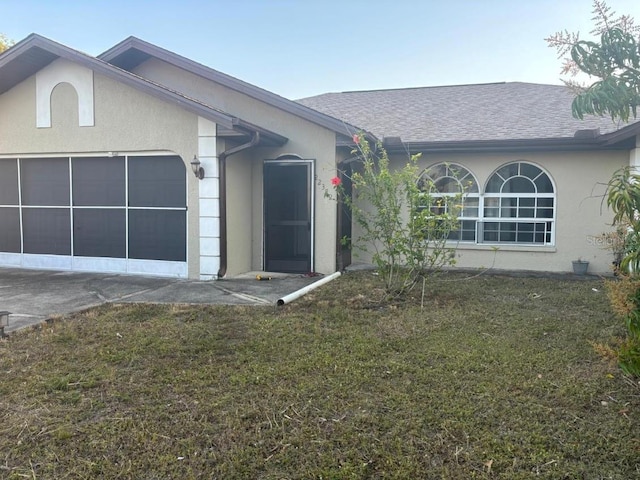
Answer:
276;271;342;306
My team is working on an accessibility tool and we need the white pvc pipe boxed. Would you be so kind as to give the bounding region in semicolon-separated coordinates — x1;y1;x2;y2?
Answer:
277;271;342;306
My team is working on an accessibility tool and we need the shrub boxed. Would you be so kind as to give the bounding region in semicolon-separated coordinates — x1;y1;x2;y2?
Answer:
601;168;640;376
332;134;465;300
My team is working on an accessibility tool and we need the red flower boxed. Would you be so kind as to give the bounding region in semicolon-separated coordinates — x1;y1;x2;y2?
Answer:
331;176;342;186
352;134;360;144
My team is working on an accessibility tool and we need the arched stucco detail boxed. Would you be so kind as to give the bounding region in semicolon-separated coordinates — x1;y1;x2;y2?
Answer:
36;58;94;128
275;153;303;160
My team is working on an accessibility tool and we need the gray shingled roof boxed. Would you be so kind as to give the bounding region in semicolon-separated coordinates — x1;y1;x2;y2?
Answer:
296;82;636;143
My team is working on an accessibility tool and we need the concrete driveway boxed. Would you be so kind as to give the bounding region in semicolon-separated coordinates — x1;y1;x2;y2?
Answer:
0;268;322;334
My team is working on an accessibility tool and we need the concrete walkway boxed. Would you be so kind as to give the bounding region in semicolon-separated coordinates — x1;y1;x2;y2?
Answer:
0;268;321;334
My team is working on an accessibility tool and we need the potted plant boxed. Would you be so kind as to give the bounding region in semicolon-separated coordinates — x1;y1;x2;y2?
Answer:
572;258;589;275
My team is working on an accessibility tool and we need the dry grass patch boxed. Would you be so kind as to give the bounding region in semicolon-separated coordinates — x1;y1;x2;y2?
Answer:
1;271;639;479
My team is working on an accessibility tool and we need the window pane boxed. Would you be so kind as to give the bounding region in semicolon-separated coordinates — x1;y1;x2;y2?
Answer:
485;175;503;193
435;177;460;193
73;209;126;258
483;222;499;242
431;164;448;180
518;198;535;218
500;207;517;218
129;210;186;261
520;163;542;180
499;223;516;242
460;220;477;241
503;177;535;193
484;197;499;215
536;198;554;218
516;222;534;242
21;158;70;206
464;178;479;193
0;208;20;253
0;159;19;205
496;163;519;180
23;208;71;255
72;157;125;206
517;230;534;242
461;197;479;217
448;219;476;241
535;223;546;243
423;164;478;195
536;207;554;218
535;174;553;193
481;221;552;244
128;156;186;208
500;197;517;218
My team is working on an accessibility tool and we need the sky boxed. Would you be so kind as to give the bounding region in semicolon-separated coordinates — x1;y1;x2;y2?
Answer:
2;0;640;99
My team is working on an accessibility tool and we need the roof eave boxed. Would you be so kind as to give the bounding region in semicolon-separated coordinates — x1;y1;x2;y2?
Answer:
229;118;288;147
99;37;363;138
392;136;632;154
0;34;239;129
598;121;640;146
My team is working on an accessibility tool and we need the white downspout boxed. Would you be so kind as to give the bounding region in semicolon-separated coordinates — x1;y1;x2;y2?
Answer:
276;271;341;306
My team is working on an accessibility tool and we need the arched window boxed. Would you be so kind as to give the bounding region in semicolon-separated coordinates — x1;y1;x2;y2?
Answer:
418;163;480;241
482;162;555;244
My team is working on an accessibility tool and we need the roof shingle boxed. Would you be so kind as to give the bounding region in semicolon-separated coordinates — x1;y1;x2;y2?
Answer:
296;82;636;143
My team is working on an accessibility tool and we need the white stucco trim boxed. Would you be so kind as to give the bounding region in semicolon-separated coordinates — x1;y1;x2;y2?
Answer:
0;253;22;267
36;58;95;128
197;117;220;280
3;254;187;278
72;257;127;274
629;134;640;170
23;254;73;270
126;259;187;278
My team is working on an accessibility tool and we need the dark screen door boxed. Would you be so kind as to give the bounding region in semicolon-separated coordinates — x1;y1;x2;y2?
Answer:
337;164;353;270
264;162;312;273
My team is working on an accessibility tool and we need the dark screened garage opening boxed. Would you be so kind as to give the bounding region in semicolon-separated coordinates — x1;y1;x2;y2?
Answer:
0;155;187;272
128;156;187;262
0;159;20;253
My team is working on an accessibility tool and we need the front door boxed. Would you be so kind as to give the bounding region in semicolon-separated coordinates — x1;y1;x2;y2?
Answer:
263;161;312;273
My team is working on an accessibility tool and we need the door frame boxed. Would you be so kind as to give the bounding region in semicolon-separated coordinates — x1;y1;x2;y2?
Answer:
262;158;315;273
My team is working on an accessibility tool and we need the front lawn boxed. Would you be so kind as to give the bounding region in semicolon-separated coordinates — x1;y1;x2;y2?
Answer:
1;272;638;479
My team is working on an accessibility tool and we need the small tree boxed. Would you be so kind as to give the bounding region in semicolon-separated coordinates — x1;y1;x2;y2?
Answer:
546;0;640;121
0;34;14;54
333;134;464;300
547;1;640;375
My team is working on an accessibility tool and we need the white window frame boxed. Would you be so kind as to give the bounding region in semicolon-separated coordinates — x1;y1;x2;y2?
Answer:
419;163;480;243
480;161;556;246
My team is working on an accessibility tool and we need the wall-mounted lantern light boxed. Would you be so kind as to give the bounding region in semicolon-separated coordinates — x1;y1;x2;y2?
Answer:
191;155;205;180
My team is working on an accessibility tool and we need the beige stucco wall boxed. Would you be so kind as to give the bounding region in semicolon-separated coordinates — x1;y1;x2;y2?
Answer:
0;63;202;277
226;139;340;276
351;150;626;275
134;58;340;274
224;141;254;276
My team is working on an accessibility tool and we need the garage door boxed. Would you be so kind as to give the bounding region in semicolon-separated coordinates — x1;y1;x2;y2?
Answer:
0;155;187;277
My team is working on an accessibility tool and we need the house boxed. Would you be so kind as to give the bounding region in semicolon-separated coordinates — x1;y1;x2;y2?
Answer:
299;84;640;274
0;34;638;279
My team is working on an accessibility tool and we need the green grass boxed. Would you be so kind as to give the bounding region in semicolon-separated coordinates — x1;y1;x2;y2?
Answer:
1;271;639;479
